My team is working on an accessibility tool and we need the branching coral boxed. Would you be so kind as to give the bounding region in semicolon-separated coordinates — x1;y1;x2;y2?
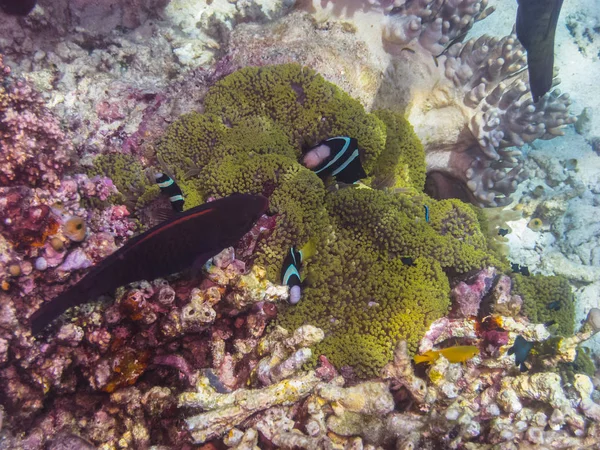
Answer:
0;55;72;188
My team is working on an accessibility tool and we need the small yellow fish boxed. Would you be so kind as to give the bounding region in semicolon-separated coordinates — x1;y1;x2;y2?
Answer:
414;346;479;365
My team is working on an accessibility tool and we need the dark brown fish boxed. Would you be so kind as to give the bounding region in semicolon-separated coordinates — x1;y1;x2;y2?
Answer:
0;0;37;15
516;0;564;102
30;194;269;334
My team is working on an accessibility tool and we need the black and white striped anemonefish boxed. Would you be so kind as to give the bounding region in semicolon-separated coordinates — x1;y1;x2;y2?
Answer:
281;239;316;305
302;137;367;184
30;194;269;335
155;172;185;212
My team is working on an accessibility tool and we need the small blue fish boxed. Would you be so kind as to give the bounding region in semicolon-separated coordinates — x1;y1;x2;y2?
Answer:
498;228;509;237
508;335;534;372
155;173;184;212
302;137;367;184
423;205;430;223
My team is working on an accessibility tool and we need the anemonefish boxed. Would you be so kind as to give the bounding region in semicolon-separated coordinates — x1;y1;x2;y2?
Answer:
302;137;367;184
281;239;316;305
155;173;185;212
30;194;269;334
507;335;534;372
414;345;480;365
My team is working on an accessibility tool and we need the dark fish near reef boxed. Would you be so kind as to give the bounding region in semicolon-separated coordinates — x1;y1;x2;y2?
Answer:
498;228;509;237
547;301;561;311
281;239;316;305
0;0;36;15
516;0;564;102
302;137;367;184
401;257;415;266
155;172;185;212
30;194;269;334
507;335;534;372
511;263;530;276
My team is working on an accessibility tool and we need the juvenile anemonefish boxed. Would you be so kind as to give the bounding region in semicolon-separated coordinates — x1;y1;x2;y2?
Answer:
281;239;316;305
508;335;534;372
414;345;480;365
30;194;269;334
155;173;185;212
302;137;367;184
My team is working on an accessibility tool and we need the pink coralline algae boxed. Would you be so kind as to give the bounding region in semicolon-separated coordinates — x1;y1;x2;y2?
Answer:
0;233;286;447
450;266;496;318
0;54;72;188
379;0;576;206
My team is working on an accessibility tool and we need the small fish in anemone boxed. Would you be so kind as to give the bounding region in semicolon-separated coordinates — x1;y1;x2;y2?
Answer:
30;194;269;334
303;137;367;184
414;345;480;365
63;216;87;242
155;172;185;213
508;335;535;372
281;239;316;305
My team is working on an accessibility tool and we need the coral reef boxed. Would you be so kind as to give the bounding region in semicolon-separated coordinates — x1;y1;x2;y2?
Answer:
0;54;72;188
152;63;501;377
0;244;288;448
513;273;576;336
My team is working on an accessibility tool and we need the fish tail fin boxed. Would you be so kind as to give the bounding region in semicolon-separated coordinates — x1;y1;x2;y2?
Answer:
413;351;436;364
30;279;95;335
299;238;317;262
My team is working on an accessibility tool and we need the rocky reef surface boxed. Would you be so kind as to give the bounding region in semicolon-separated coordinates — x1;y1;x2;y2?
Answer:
1;0;600;448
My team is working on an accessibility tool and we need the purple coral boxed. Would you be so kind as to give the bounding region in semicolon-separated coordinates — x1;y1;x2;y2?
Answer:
451;267;496;317
0;55;72;188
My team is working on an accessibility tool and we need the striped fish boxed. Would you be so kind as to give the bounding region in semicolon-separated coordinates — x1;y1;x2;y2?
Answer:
302;137;367;184
155;173;185;212
281;240;316;305
282;247;303;305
